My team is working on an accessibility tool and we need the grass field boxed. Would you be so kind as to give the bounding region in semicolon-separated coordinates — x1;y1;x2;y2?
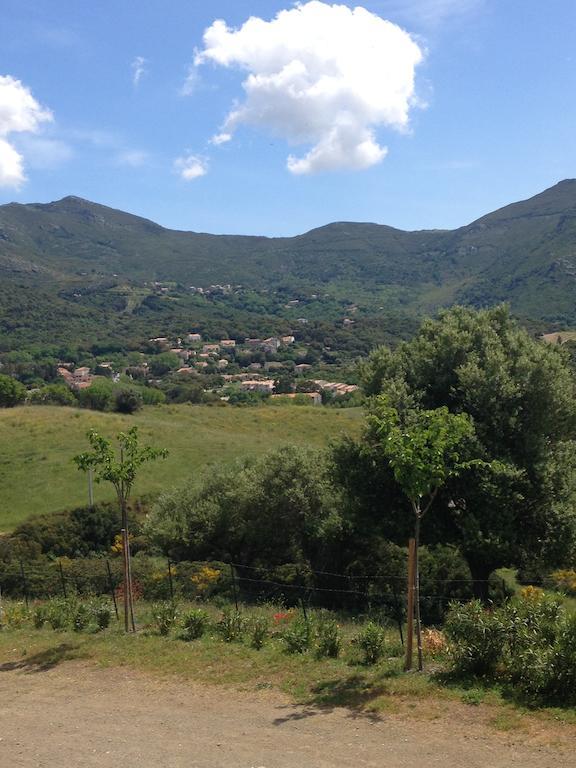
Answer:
0;403;362;530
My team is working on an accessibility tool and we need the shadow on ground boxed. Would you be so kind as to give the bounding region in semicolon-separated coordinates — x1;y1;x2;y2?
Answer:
272;672;397;726
0;643;82;673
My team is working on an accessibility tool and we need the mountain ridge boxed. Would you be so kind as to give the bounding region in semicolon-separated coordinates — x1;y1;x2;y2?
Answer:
2;180;576;351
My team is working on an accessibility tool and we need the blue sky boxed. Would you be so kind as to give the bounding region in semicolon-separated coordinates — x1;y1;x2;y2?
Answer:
1;0;575;236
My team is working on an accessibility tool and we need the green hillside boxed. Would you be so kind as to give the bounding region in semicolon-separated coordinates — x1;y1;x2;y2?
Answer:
2;181;576;352
0;404;361;530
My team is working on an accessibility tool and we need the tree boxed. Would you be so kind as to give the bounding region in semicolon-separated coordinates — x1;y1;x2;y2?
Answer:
145;446;342;570
352;306;576;584
77;380;113;411
0;374;26;407
367;397;477;670
74;427;167;631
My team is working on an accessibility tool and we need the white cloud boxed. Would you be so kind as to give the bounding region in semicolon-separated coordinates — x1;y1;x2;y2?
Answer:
174;153;208;180
131;56;147;87
377;0;482;27
194;1;423;175
210;132;231;146
0;75;52;187
13;135;73;170
114;149;149;167
0;138;25;187
180;64;200;96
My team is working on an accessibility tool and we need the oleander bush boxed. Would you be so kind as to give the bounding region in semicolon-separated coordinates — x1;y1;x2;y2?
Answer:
180;608;210;641
355;621;387;665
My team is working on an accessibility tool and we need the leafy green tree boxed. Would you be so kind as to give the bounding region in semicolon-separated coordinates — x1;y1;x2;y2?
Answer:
74;427;167;631
0;374;26;407
352;305;576;583
77;380;114;411
146;446;342;570
148;352;180;377
367;396;477;669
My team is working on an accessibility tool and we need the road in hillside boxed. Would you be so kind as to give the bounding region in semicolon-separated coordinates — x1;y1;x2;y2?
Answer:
0;661;574;768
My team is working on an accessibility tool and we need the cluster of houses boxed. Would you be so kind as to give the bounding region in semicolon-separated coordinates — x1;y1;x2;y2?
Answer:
57;362;121;390
55;328;358;405
148;333;297;376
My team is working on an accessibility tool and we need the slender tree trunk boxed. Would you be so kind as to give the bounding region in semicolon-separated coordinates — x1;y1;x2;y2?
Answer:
414;508;424;671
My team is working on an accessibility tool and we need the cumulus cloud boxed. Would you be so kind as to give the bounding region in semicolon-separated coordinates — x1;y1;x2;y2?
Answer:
174;153;208;180
194;1;423;174
0;75;52;187
131;56;147;87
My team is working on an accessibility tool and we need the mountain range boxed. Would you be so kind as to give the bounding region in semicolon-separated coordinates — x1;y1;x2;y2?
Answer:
2;179;576;351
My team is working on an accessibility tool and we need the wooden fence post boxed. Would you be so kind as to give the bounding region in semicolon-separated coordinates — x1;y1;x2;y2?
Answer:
404;538;416;671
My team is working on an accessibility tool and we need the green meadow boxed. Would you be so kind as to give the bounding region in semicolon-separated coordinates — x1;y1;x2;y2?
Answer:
0;404;362;531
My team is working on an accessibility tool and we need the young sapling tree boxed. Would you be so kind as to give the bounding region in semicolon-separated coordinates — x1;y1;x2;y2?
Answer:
74;426;167;631
367;397;477;670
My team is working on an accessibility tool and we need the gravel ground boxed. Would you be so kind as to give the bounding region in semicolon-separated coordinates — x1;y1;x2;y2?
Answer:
1;660;575;768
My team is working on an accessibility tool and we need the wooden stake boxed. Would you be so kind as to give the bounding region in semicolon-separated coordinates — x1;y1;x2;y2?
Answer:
121;527;130;632
404;538;416;671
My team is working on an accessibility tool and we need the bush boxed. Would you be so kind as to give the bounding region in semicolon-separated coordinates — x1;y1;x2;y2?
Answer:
545;569;576;597
72;601;92;632
77;380;114;411
114;388;143;414
33;603;49;629
316;616;341;658
355;621;387;665
180;608;210;641
248;615;270;650
281;613;314;654
90;599;112;630
444;600;505;676
0;374;26;407
46;598;73;630
29;384;77;406
217;607;245;642
152;601;179;636
0;601;29;629
141;387;166;406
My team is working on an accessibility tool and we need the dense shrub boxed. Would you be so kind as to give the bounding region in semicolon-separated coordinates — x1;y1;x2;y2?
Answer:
114;388;143;414
180;608;210;641
77;380;114;411
28;384;77;406
217;608;245;642
0;374;26;407
444;600;505;676
315;615;341;658
151;601;179;636
6;501;146;560
355;621;387;665
281;613;314;654
445;593;576;706
545;569;576;597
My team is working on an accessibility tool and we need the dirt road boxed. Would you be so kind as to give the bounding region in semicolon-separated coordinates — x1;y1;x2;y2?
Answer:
1;659;574;767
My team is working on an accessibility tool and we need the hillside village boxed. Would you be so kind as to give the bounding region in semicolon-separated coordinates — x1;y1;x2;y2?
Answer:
54;327;359;406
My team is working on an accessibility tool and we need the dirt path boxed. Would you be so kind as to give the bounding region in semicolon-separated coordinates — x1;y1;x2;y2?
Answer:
1;660;574;768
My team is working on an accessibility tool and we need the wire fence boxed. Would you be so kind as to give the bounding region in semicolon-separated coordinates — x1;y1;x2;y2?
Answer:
0;556;508;631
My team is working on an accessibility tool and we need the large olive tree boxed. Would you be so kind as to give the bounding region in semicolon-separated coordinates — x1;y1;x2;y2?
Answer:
336;306;576;588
